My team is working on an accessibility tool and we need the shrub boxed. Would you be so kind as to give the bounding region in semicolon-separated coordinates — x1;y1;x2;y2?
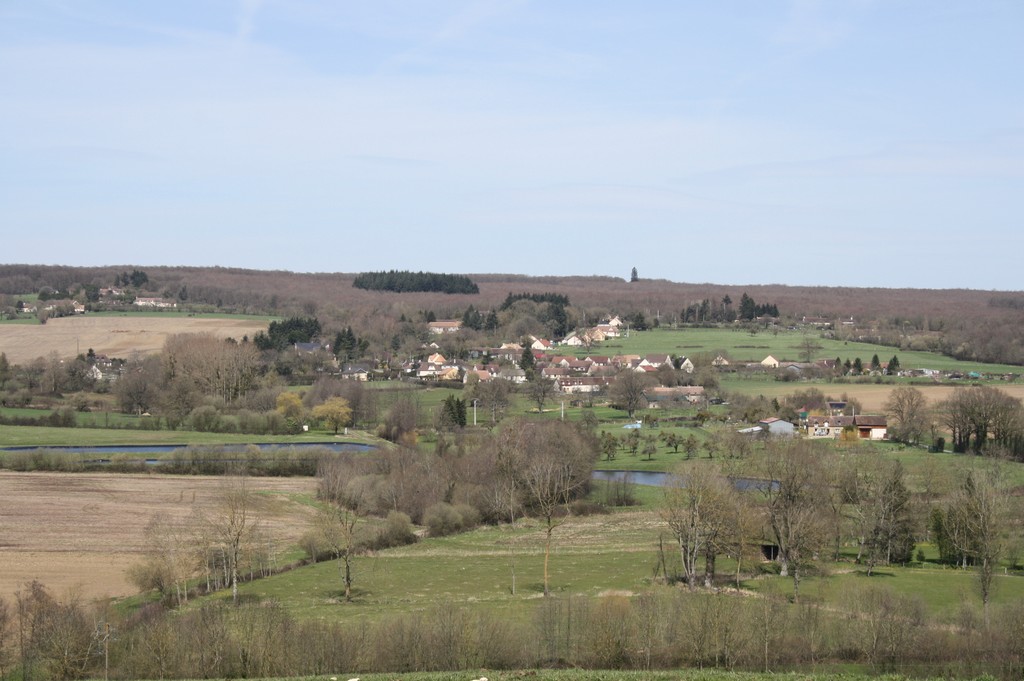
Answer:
424;502;479;537
570;499;609;516
189;405;221;432
370;511;417;549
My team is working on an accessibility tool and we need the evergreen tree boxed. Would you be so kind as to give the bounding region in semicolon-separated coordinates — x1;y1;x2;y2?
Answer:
519;346;536;375
888;355;901;375
738;293;757;320
630;267;639;282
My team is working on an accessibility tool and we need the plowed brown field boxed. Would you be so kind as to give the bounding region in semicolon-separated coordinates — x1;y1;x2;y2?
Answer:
0;472;317;602
0;315;268;364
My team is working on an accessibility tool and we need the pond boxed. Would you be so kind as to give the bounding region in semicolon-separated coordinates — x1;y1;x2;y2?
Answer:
592;469;778;491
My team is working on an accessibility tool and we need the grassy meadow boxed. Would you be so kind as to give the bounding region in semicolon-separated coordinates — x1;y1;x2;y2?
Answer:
587;326;1024;375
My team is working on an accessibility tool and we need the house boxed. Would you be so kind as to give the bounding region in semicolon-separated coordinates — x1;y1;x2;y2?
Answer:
805;415;887;440
712;354;730;367
341;365;371;381
134;297;177;308
639;354;671;369
540;366;570;379
853;415;888;440
530;336;553;351
554;376;608;394
562;332;587;347
463;365;494;384
428;320;462;334
761;355;780;368
758;417;796;437
427;352;447;365
495;366;528;384
677;356;695;373
644;385;705;406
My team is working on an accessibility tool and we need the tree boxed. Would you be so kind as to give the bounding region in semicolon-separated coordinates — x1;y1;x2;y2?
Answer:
887;355;901;375
202;477;262;605
870;354;882;372
738;293;757;321
381;395;418;444
885;386;929;444
468;378;513;424
608;370;652;418
630;267;639;282
275;391;306;428
799;335;822;363
525;376;555;412
942;469;1007;616
853;461;916;575
661;465;737;589
519;347;536;375
515;420;598;595
312;396;353;434
0;352;10;390
760;440;830;600
641;434;658;461
128;512;197;606
438;394;467;430
116;354;162;415
163;333;262;403
940;386;1024;454
314;458;367;602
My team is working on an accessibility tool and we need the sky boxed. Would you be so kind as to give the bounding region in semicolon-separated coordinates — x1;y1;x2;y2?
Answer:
2;1;1022;290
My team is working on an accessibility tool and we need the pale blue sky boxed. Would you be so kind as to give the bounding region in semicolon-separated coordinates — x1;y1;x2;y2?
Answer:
2;1;1022;289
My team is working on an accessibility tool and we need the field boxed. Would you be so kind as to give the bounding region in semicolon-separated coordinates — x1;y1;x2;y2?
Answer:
0;471;317;602
720;376;1024;412
590;327;1024;374
0;313;271;363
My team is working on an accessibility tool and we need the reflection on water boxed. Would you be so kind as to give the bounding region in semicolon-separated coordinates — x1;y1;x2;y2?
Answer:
592;470;777;491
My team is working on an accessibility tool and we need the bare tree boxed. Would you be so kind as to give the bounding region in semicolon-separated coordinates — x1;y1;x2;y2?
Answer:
315;458;367;601
516;420;597;595
524;376;556;412
884;386;930;444
128;512;197;606
760;440;830;600
944;468;1007;617
608;370;652;419
163;332;261;403
940;386;1024;454
201;477;263;605
661;464;738;589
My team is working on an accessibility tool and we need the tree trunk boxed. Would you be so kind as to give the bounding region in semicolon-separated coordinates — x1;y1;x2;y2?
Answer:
543;520;553;596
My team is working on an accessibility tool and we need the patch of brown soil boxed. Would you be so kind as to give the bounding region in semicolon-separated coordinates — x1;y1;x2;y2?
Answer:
0;315;268;364
0;471;317;602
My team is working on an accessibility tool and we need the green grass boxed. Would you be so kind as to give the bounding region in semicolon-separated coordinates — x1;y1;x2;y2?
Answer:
84;310;278;321
0;406;142;427
750;562;1024;617
0;423;379;448
590;327;1023;375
